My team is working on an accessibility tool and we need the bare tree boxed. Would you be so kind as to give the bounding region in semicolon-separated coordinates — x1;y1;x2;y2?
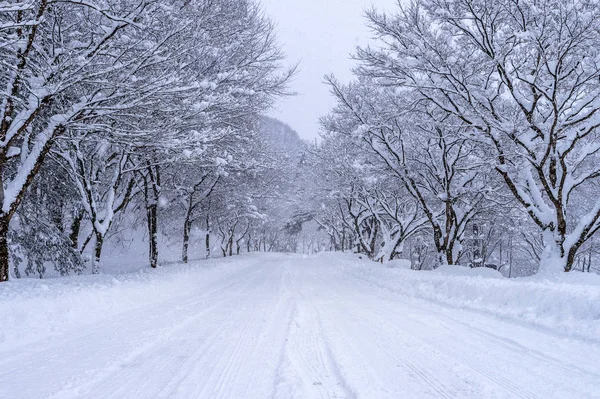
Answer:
325;77;493;265
360;0;600;273
0;0;156;280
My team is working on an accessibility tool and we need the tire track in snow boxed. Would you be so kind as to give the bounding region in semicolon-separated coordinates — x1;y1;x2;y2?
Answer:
108;260;291;399
351;303;538;399
339;259;600;372
8;254;600;399
0;259;261;365
404;301;600;382
310;268;477;399
314;309;357;399
327;269;540;399
89;297;240;399
209;299;266;398
41;264;268;399
190;263;286;399
330;266;589;398
273;263;354;399
280;305;354;399
341;308;456;399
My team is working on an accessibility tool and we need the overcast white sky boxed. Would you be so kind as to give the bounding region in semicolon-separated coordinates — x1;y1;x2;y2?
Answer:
261;0;397;141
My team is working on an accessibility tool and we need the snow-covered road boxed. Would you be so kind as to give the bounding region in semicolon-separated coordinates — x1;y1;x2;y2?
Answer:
2;253;600;398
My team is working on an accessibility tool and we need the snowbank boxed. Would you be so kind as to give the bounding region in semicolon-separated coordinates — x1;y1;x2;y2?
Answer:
328;253;600;342
385;259;412;269
0;256;255;352
2;252;599;352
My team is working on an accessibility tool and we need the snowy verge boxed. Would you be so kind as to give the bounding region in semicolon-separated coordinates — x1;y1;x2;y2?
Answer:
322;253;600;342
2;252;599;353
0;256;260;352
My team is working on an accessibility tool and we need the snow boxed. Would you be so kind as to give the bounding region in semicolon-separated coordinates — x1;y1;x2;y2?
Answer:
1;252;599;398
0;256;250;353
435;264;503;278
385;258;412;269
344;255;600;341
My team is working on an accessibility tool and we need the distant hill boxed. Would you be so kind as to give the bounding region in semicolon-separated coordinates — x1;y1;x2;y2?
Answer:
258;116;305;153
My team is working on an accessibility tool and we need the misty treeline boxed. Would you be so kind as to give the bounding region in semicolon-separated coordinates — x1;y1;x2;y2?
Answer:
0;0;301;280
310;0;600;275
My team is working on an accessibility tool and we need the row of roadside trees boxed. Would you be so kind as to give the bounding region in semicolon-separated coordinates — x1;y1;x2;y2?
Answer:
309;0;600;275
0;0;298;280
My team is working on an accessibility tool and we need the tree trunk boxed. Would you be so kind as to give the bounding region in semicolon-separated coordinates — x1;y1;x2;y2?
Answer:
69;209;84;250
147;203;158;268
445;247;455;265
539;251;569;274
509;236;513;278
141;163;160;269
92;231;104;275
182;220;190;264
182;214;191;264
435;247;455;266
80;232;93;254
182;191;196;263
0;216;10;282
13;262;21;279
205;212;211;259
236;229;247;256
369;221;379;258
205;231;211;259
0;121;57;283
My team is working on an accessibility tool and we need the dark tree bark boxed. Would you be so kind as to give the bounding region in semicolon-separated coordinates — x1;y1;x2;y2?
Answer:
228;232;234;257
182;205;192;264
205;226;211;259
69;209;84;250
140;163;160;269
0;216;10;282
80;232;93;254
147;203;158;268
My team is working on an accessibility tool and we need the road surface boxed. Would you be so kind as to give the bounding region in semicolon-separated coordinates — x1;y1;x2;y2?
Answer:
2;253;599;398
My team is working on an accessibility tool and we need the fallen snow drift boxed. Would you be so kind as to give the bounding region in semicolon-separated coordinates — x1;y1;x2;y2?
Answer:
0;257;255;352
329;253;600;341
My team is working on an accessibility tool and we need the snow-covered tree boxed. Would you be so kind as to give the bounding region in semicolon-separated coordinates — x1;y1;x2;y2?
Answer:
324;76;494;265
0;0;161;280
56;137;136;274
0;0;293;279
358;0;600;273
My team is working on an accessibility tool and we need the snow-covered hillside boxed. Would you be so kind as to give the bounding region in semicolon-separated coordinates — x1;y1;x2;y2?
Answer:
2;253;599;399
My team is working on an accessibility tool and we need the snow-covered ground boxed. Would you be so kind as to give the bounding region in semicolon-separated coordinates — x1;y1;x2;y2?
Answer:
1;253;599;398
